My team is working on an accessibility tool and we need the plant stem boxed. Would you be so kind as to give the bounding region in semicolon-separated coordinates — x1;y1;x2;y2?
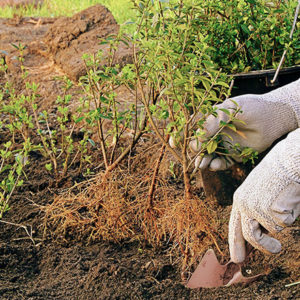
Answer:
147;143;166;210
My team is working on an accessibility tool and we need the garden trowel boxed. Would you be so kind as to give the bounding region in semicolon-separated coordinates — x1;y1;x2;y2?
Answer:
185;249;264;288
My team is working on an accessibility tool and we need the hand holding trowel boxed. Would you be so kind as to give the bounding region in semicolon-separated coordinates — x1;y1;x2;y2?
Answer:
185;246;264;289
185;79;300;288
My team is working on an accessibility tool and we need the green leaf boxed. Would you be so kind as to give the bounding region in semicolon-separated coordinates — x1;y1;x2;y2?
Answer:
45;163;52;171
220;132;233;141
241;24;250;35
202;60;214;68
75;116;84;123
233;119;246;125
240;147;253;156
139;2;145;10
226;123;237;132
17;180;24;187
99;41;109;45
219;120;228;127
202;80;210;91
217;81;229;88
88;139;95;147
207;140;218;154
99;113;112;120
111;68;118;75
229;99;238;107
219;108;231;116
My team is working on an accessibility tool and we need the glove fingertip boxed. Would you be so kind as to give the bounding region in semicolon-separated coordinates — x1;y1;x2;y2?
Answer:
169;136;177;149
210;157;234;171
189;139;202;153
230;242;246;264
199;155;213;170
241;216;282;255
265;238;281;254
229;208;246;263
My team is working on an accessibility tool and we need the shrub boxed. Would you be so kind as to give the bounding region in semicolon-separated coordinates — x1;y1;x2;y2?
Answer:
196;0;300;72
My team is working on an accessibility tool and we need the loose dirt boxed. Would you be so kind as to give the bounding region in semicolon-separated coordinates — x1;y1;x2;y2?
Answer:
0;5;299;300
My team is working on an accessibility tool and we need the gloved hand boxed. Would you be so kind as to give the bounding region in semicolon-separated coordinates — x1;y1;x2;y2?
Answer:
228;128;300;263
189;78;300;171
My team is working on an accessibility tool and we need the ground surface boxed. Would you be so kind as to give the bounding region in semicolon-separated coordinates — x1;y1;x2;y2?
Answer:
0;5;299;300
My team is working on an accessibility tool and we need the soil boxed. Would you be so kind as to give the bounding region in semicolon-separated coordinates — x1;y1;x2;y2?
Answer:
0;5;299;300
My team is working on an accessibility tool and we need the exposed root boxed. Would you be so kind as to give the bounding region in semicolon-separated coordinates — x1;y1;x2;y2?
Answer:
43;143;223;271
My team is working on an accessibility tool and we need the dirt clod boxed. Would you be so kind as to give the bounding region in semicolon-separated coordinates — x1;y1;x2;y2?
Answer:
44;4;132;81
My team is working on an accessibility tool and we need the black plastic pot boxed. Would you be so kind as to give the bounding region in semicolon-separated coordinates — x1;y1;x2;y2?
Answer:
230;65;300;96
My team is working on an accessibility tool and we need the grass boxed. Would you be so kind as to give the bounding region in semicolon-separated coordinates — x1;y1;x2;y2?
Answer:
0;0;136;25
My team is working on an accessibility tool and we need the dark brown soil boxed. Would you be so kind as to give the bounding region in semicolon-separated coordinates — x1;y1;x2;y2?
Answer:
0;5;299;300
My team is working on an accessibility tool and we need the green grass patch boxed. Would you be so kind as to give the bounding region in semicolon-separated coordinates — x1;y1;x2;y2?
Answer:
0;0;136;26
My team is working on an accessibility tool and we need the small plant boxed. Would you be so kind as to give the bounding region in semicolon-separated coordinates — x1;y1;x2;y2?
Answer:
130;0;255;197
30;77;77;179
78;36;147;176
29;76;94;181
0;137;32;218
128;0;259;272
0;56;35;217
11;43;28;78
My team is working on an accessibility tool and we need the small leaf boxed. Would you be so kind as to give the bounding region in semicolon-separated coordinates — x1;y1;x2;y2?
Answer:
219;108;231;116
217;81;229;88
100;96;109;104
226;123;237;132
98;113;113;120
241;24;250;35
11;43;20;50
139;2;145;10
229;99;238;107
220;132;233;141
17;180;24;187
125;21;135;25
202;80;210;91
75;116;84;123
88;139;95;147
233;118;246;125
45;163;52;171
207;140;218;154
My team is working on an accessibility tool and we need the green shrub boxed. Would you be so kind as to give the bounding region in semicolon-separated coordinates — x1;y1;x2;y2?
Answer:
197;0;300;72
129;0;256;197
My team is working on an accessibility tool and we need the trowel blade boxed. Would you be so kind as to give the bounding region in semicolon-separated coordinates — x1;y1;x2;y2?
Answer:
185;249;227;288
185;249;264;289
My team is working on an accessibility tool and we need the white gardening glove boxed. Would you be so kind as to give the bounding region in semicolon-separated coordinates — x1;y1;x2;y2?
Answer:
189;78;300;171
229;128;300;263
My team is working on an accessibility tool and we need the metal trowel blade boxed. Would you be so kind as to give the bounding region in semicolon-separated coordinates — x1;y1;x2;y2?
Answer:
185;249;264;289
185;249;227;288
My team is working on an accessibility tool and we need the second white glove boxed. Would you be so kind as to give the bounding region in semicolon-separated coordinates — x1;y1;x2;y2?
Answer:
228;128;300;263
